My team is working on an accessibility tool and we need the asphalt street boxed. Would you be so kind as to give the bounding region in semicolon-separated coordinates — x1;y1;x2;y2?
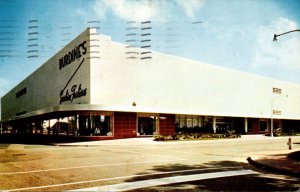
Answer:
0;136;299;191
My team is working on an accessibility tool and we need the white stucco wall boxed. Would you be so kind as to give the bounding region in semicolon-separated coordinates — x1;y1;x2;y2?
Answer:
2;28;300;122
90;33;300;120
1;28;91;121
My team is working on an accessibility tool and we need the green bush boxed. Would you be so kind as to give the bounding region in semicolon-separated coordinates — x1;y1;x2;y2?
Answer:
153;132;241;141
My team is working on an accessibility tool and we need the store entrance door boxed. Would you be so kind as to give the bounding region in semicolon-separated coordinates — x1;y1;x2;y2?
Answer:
137;116;156;136
259;120;268;132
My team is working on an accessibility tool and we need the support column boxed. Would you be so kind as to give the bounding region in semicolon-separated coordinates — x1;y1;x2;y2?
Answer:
212;117;217;133
67;117;70;136
278;120;283;129
48;120;51;135
57;118;60;135
76;114;79;136
244;118;248;133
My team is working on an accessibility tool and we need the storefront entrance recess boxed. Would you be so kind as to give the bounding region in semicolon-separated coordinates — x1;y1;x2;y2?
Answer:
137;116;156;136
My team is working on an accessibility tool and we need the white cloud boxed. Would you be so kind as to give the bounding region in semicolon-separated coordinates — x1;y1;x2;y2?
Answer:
92;0;109;19
75;8;87;17
91;0;205;22
105;0;158;22
252;18;300;69
176;0;204;18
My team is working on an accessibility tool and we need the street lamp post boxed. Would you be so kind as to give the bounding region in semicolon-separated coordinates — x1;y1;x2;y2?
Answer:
271;99;274;137
270;29;298;136
273;29;300;41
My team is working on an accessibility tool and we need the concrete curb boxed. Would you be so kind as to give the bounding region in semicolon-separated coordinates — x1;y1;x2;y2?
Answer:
247;157;300;178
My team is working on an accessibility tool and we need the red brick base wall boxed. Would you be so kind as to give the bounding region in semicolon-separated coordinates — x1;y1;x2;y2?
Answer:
114;112;137;139
159;114;176;135
249;118;260;134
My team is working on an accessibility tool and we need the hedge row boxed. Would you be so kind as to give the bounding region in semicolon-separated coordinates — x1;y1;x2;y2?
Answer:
154;132;241;141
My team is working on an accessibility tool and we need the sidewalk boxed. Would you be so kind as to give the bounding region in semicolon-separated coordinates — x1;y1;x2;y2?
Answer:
247;150;300;177
53;137;159;146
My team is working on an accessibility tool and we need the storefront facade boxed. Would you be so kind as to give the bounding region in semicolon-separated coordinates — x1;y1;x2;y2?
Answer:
1;28;300;139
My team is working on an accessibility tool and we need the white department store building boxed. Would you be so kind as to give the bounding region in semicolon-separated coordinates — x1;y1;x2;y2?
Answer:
1;28;300;139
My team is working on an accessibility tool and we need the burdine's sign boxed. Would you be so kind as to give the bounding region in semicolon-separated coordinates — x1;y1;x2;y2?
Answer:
59;41;88;104
59;41;87;70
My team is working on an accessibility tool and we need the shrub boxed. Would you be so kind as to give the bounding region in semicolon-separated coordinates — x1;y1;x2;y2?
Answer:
153;132;241;141
153;135;165;141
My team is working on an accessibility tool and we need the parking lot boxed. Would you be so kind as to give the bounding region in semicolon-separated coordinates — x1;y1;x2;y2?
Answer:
1;137;300;191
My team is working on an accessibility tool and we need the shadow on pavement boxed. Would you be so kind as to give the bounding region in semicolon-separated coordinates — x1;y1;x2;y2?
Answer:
288;151;300;161
125;161;299;191
0;134;107;145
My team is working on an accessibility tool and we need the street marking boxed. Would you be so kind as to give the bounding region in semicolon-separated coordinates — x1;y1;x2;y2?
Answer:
108;148;186;161
0;159;184;175
163;148;203;155
4;168;253;191
69;170;256;192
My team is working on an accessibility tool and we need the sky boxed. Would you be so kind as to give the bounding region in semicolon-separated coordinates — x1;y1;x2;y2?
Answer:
0;0;300;118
